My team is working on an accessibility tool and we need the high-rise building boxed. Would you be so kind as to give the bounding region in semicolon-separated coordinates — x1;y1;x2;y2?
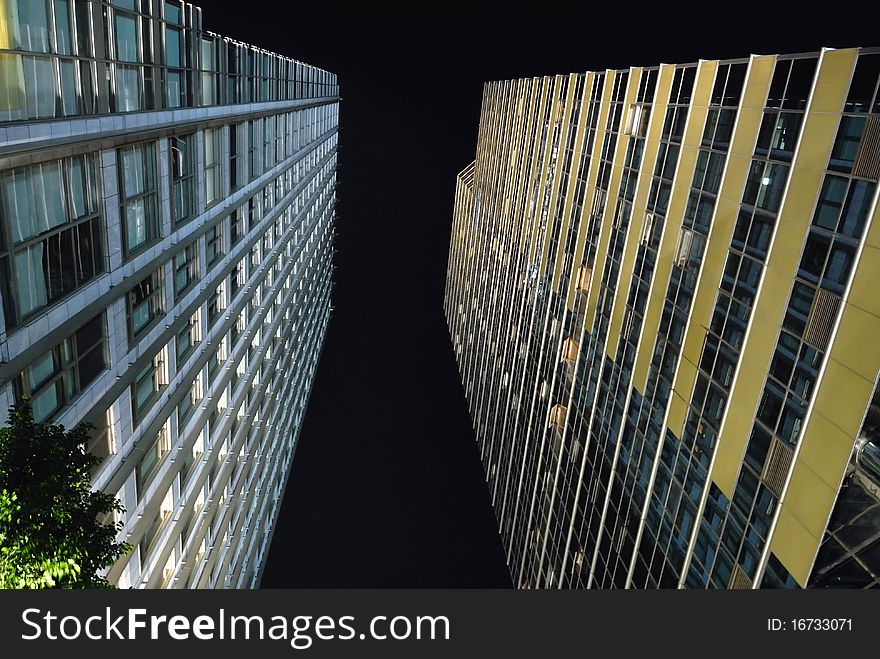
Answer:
0;0;338;588
444;47;880;589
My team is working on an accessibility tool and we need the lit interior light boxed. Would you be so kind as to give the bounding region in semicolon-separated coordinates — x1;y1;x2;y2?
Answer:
761;177;771;185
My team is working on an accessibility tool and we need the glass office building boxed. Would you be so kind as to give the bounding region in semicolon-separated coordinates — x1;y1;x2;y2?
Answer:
444;47;880;588
0;0;338;588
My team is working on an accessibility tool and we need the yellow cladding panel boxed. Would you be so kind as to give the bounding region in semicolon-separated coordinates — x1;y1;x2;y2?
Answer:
633;62;715;391
794;114;841;179
851;245;880;315
542;76;574;279
766;217;808;277
712;392;755;494
832;302;880;382
586;69;641;331
741;56;775;109
784;460;840;540
812;358;873;440
796;410;856;489
522;79;549;248
852;205;880;307
711;267;785;497
552;75;583;291
566;72;596;311
808;48;860;114
770;503;819;586
677;193;738;373
682;55;774;497
769;47;860;588
570;72;613;307
667;389;689;438
605;67;672;359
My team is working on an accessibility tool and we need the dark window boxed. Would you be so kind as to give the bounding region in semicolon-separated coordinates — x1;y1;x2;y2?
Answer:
135;425;170;496
175;311;199;364
0;155;104;325
127;268;165;340
813;175;848;230
829;116;866;172
132;352;165;425
229;123;243;191
206;223;224;265
844;53;880;113
119;142;159;255
170;134;195;223
204;128;222;206
14;314;107;421
173;243;198;298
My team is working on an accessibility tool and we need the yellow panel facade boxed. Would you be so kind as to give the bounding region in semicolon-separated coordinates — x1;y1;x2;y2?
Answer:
540;75;576;278
765;48;862;587
585;70;641;332
672;55;771;493
444;47;879;593
710;50;857;503
633;60;716;391
605;66;672;360
566;71;599;311
770;506;821;585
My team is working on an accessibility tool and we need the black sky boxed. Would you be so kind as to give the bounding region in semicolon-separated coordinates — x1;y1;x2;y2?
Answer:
201;1;878;587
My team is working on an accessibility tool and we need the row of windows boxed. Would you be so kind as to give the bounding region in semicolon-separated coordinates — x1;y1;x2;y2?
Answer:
0;105;338;327
11;157;335;441
127;223;333;583
0;0;338;123
128;268;330;587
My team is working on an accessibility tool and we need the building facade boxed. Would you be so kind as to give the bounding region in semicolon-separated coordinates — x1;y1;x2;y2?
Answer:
444;47;880;588
0;0;338;588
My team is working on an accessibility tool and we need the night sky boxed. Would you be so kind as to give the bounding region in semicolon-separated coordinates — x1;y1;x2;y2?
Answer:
203;1;876;587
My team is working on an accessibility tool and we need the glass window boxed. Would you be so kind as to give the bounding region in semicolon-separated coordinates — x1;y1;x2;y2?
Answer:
115;64;141;112
743;161;787;214
21;55;56;119
230;207;245;245
114;11;139;62
838;179;875;239
229;123;243;191
230;256;246;297
783;282;815;335
9;0;50;52
14;314;107;421
206;223;223;265
812;175;847;230
59;58;77;116
204;128;222;207
822;239;856;295
165;25;181;68
173;243;198;298
119;142;158;255
164;1;182;24
200;37;216;105
829;116;865;172
207;283;224;327
74;1;91;56
178;370;201;426
170;134;195;223
127;268;164;340
53;0;72;55
176;310;200;364
248;118;262;181
166;69;183;108
135;425;170;498
756;112;802;161
798;231;830;284
0;155;103;324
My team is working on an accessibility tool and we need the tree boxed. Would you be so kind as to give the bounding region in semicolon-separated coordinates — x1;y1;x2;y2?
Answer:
0;400;131;588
